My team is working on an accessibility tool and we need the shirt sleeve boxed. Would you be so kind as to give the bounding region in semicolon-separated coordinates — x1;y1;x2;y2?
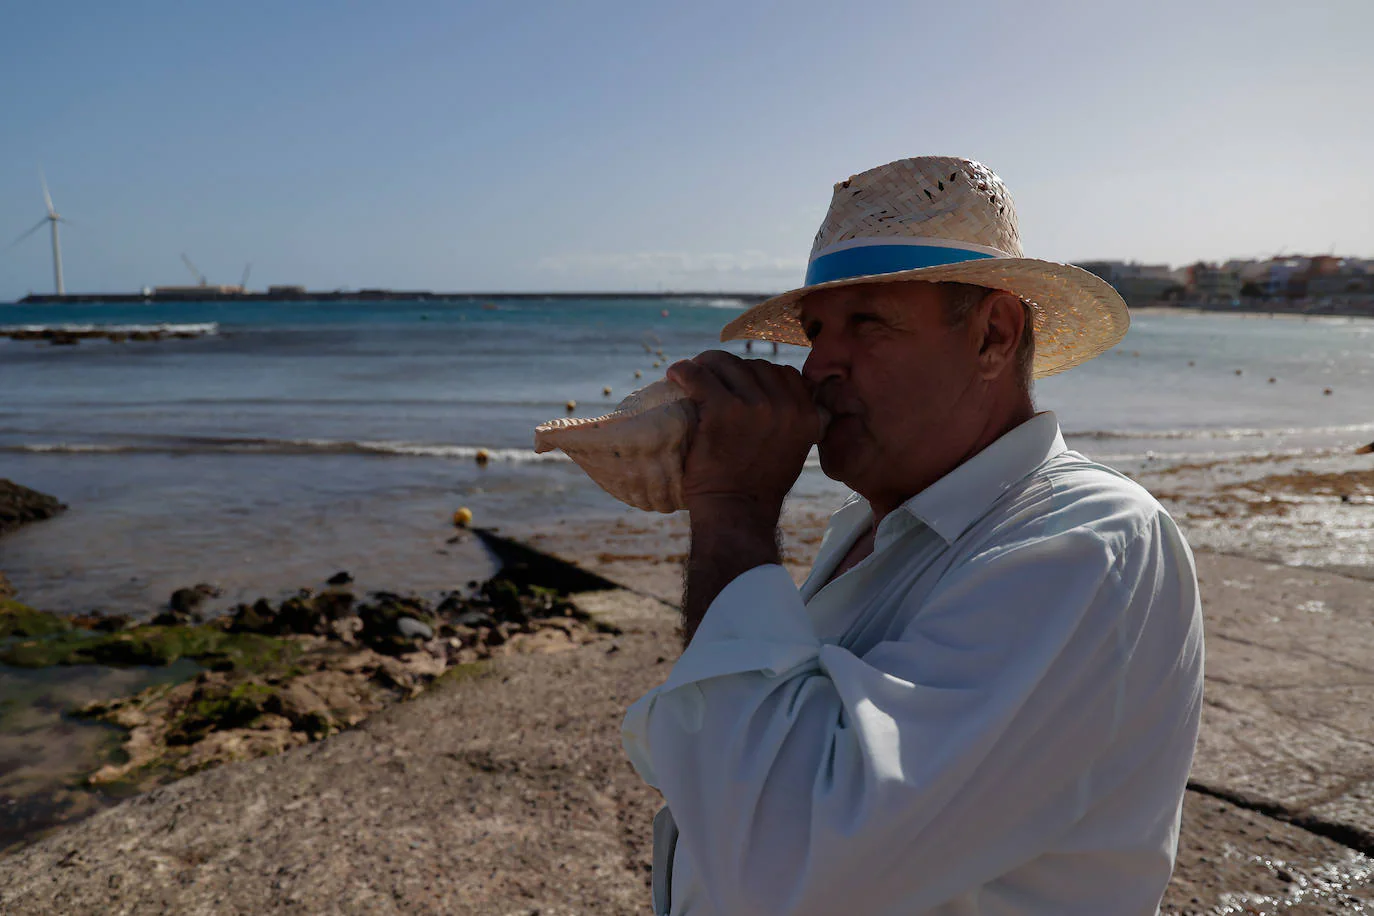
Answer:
621;523;1183;915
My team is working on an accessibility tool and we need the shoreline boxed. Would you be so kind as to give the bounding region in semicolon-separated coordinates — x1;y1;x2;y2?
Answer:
0;529;623;854
1131;303;1374;322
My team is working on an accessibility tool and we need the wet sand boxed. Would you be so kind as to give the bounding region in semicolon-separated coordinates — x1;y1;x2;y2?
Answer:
3;503;1373;912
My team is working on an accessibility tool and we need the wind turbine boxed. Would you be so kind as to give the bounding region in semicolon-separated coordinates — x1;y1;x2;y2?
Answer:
9;171;68;294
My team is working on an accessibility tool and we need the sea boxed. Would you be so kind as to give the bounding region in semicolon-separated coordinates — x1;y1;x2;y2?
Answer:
2;298;1371;616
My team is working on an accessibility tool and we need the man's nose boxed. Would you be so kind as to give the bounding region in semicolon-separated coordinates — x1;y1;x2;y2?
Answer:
802;336;847;386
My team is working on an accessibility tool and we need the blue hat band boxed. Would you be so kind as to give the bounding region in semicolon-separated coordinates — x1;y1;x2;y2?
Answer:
804;243;998;287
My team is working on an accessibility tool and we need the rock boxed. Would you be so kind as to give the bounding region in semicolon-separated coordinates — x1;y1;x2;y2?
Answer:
274;594;331;636
480;578;531;626
0;572;13;600
450;608;496;629
153;584;220;626
327;616;363;644
0;601;73;639
150;609;191;627
79;626;223;667
227;599;278;634
312;588;356;621
357;593;435;656
0;480;67;537
326;571;353;586
168;584;221;617
396;616;433;640
68;610;134;632
166;678;276;745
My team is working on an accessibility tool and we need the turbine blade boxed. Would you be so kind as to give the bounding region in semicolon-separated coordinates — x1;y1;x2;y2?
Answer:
40;170;55;216
8;218;49;249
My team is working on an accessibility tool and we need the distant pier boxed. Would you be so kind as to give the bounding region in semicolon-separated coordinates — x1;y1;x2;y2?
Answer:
10;289;773;306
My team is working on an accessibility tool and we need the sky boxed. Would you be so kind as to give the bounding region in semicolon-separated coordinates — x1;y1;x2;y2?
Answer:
1;0;1371;300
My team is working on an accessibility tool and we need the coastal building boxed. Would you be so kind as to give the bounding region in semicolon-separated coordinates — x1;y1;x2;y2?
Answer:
1076;261;1185;306
1186;262;1243;304
1306;257;1372;298
1261;257;1312;298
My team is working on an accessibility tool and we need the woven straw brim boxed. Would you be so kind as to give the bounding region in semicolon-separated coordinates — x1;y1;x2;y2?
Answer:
719;259;1130;379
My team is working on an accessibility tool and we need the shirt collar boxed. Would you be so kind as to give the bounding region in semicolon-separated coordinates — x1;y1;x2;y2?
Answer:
892;411;1066;545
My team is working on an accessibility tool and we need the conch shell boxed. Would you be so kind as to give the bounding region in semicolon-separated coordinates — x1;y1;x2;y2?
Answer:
534;379;697;513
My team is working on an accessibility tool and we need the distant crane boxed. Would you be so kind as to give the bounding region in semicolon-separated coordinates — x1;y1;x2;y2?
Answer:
9;171;68;294
239;262;252;292
181;253;208;287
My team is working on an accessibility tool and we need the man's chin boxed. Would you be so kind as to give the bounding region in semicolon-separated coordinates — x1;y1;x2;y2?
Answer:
817;442;858;487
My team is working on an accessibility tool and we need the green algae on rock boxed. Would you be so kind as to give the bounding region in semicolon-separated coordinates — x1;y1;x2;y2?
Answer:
4;556;619;839
0;601;73;640
0;622;298;672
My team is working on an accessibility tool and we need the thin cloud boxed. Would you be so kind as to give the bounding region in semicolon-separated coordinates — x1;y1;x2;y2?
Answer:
536;250;804;285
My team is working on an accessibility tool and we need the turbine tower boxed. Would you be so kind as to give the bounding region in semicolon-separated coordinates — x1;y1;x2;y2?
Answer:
44;175;65;294
10;171;68;294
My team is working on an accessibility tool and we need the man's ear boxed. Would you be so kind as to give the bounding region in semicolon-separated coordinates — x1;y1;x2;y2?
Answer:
975;290;1025;381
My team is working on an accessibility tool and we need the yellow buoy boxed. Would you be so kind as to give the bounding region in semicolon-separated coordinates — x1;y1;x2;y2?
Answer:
603;386;612;396
653;360;662;368
452;507;474;528
565;399;577;413
633;370;642;378
474;448;490;467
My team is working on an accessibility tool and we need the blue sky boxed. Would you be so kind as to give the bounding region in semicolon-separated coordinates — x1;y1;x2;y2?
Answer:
2;0;1370;300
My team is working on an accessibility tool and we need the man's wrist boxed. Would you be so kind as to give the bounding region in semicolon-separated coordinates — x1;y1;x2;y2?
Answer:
682;494;783;644
686;493;784;536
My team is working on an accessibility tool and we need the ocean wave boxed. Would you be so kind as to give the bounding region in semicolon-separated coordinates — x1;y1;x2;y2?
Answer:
0;436;566;462
693;298;752;310
1;435;828;471
1087;444;1351;465
0;322;220;336
1064;421;1374;442
12;443;129;454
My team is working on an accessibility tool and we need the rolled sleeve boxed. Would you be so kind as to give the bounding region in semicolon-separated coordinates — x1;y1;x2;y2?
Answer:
622;563;821;787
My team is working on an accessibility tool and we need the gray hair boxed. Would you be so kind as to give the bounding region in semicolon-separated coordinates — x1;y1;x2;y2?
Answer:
939;282;1035;391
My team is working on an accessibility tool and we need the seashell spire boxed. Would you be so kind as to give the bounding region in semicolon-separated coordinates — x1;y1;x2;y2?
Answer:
534;379;697;513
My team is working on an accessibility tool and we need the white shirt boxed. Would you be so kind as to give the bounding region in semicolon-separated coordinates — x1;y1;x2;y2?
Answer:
622;412;1205;915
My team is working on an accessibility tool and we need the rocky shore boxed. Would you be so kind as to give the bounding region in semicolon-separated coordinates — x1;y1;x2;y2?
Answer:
0;528;621;852
0;480;66;538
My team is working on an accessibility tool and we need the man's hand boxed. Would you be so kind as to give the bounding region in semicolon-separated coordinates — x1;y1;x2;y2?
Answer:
667;350;826;642
668;350;824;522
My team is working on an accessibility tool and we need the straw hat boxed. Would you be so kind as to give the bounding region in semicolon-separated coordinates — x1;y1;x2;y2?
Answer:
720;156;1130;378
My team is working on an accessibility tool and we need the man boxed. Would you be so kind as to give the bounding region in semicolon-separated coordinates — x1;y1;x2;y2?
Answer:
621;157;1204;915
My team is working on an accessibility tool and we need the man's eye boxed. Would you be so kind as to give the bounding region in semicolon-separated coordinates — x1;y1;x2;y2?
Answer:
851;313;881;327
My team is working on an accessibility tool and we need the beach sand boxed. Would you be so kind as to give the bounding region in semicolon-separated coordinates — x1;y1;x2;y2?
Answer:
2;500;1373;913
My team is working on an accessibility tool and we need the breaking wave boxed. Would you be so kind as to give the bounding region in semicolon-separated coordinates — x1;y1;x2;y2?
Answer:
0;436;564;462
1064;421;1374;442
0;322;220;336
